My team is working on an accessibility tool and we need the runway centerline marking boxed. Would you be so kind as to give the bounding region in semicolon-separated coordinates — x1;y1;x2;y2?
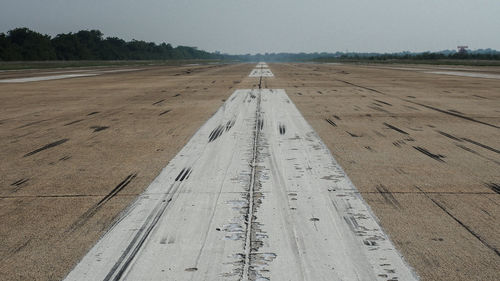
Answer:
249;63;274;77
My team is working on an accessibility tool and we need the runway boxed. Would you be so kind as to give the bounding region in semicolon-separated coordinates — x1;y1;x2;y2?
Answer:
63;65;417;280
1;62;498;281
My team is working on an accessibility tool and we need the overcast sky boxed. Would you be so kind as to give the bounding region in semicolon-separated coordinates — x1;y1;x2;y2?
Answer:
1;0;499;54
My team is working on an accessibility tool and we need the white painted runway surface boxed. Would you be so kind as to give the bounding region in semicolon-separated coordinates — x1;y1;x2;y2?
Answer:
425;71;500;79
64;64;417;281
0;73;98;83
249;68;274;77
0;68;141;83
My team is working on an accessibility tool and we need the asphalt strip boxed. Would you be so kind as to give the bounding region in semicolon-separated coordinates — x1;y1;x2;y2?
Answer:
64;87;418;281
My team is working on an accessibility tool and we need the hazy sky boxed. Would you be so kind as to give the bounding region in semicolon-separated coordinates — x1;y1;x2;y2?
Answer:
1;0;499;54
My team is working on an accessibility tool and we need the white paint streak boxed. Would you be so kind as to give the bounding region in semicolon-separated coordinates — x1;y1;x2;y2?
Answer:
425;71;500;79
64;88;418;281
0;73;98;83
256;62;269;68
0;68;141;83
249;68;274;77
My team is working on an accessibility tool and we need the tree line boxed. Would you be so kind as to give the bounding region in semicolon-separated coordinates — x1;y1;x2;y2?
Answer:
232;51;500;62
1;27;499;62
0;28;221;61
313;50;500;62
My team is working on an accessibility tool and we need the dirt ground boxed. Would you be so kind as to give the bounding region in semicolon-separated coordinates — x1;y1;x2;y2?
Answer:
0;62;499;281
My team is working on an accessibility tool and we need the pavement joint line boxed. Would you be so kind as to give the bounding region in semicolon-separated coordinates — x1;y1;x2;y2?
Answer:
241;87;262;281
242;65;266;280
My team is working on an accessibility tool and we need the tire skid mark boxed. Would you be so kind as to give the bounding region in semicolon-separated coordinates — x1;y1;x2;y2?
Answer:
103;179;185;281
484;183;500;194
174;167;192;182
462;138;500;154
208;124;225;142
325;118;337;127
413;146;446;162
11;238;31;255
436;130;462;142
374;99;392;106
336;79;386;95
383;122;409;135
96;174;137;207
415;186;500;257
68;173;137;233
23;138;69;157
346;131;361;138
367;105;391;114
11;178;29;187
90;126;109;132
454;144;500;166
404;105;420;111
59;155;72;161
278;123;286;135
16;119;50;129
455;144;477;154
152;99;165;105
226;119;236;131
405;100;500;129
448;109;464;115
393;140;406;147
375;184;401;209
64;119;85;126
159;109;171;116
473;94;488;99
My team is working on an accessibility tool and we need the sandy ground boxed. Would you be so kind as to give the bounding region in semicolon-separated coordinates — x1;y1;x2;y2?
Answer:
0;62;499;281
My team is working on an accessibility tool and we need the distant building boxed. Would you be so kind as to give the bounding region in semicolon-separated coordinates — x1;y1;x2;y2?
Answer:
457;46;469;54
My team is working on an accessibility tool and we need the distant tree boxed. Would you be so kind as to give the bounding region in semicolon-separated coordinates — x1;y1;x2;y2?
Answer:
0;27;225;61
52;33;82;60
99;37;127;60
1;27;56;60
